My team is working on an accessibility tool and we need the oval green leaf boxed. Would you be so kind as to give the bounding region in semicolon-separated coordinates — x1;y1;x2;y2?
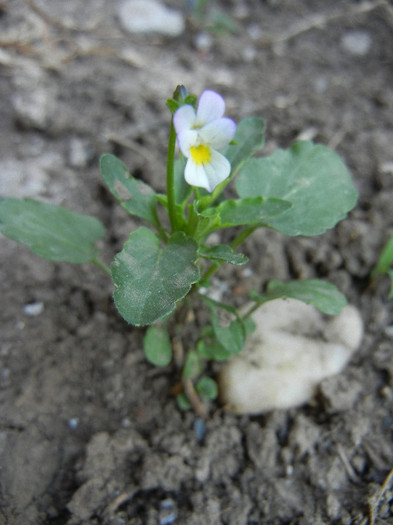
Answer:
196;376;218;400
199;244;248;266
100;154;158;225
143;324;172;366
251;279;347;315
0;198;106;263
236;141;358;236
111;228;200;326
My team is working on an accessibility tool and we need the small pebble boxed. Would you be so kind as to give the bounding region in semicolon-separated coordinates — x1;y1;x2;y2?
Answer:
242;46;257;63
194;32;213;53
194;418;206;443
341;31;372;56
159;498;177;525
23;302;44;317
68;418;79;429
241;267;253;278
118;0;185;37
314;76;328;94
67;137;93;168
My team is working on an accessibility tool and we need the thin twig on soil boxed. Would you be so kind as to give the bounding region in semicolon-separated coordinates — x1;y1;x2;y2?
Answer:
183;378;207;419
367;467;393;525
337;443;362;484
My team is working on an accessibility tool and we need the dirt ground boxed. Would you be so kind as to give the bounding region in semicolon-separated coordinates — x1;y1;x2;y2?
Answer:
1;1;393;524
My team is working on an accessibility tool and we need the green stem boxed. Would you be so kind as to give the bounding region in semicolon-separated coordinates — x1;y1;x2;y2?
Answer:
166;119;178;232
152;207;168;242
200;225;258;284
92;257;112;277
231;224;258;250
241;300;264;320
186;202;199;237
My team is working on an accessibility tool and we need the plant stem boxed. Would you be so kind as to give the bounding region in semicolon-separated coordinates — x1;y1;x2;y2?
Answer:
92;257;112;276
166;119;178;232
200;225;258;284
231;224;258;250
186;202;199;237
241;300;263;320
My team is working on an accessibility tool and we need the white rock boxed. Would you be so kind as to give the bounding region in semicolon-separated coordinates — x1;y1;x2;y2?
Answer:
118;0;185;37
219;299;363;414
23;302;44;317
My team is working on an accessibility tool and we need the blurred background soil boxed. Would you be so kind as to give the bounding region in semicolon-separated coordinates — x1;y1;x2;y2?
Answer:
0;1;393;523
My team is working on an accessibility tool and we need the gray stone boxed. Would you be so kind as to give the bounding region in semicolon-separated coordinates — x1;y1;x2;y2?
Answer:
117;0;185;37
341;31;372;56
67;137;94;168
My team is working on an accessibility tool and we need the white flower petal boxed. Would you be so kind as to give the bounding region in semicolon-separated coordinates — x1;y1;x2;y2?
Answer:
203;150;231;191
173;104;196;134
199;118;237;149
177;129;198;157
195;90;225;126
184;158;211;191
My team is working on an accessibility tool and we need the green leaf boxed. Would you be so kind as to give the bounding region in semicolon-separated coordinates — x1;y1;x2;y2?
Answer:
0;198;105;263
182;350;202;379
196;377;218;400
111;228;200;326
166;98;179;113
224;117;266;175
203;196;291;228
371;234;393;279
199;244;248;266
143;324;172;366
236;141;358;236
193;201;221;239
184;94;197;107
244;317;257;337
176;393;192;411
251;279;347;315
99;154;158;225
197;340;232;361
201;296;246;354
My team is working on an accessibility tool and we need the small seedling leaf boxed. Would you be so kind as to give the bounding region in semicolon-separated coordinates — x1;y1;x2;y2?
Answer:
143;324;172;366
199;244;248;266
196;377;218;400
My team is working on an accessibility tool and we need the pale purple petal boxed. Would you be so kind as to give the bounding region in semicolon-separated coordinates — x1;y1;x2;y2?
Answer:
203;150;231;191
173;104;196;134
195;90;225;126
184;159;211;191
177;129;198;157
199;118;237;149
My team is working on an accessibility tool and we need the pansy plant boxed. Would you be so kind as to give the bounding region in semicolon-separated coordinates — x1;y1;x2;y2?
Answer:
0;86;358;414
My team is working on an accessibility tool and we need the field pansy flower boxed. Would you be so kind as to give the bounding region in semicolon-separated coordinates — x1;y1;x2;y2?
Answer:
173;90;236;192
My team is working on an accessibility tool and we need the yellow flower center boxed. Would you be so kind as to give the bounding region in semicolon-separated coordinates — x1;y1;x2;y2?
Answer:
190;144;211;165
